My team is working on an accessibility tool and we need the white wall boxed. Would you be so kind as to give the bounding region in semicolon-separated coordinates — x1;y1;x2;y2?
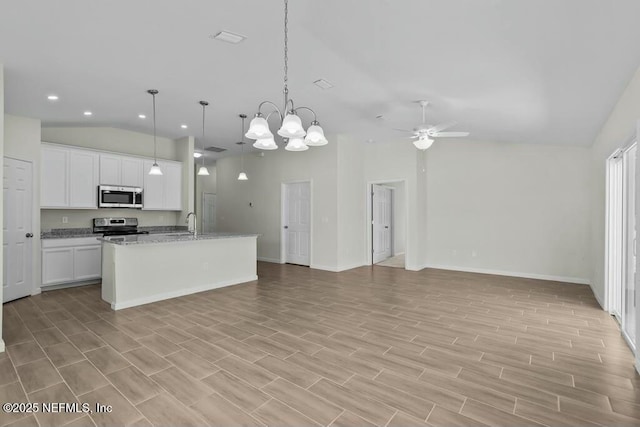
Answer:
216;141;339;270
425;140;591;283
0;64;5;352
337;136;365;270
40;127;189;229
176;136;195;224
590;66;640;304
4;115;42;295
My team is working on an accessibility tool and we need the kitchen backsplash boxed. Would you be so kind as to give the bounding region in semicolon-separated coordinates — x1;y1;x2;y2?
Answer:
41;209;183;230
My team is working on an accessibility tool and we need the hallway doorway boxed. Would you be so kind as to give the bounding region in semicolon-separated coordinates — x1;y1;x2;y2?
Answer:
606;142;637;351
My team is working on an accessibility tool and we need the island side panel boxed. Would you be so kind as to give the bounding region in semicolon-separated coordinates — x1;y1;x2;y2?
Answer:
101;242;116;305
110;236;257;310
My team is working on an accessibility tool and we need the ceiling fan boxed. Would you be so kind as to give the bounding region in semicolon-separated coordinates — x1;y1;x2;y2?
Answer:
395;101;470;150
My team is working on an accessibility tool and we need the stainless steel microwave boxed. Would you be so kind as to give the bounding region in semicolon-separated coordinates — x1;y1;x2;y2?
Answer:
98;185;143;208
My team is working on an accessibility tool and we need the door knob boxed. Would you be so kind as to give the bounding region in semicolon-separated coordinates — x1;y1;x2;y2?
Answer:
284;226;289;229
25;233;34;238
384;226;389;229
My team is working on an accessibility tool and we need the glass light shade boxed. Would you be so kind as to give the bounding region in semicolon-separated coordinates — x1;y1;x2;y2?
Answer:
285;137;309;152
238;172;249;181
245;116;271;139
277;114;306;138
413;137;434;150
193;152;203;158
148;163;163;175
304;124;328;146
197;166;210;176
253;136;278;150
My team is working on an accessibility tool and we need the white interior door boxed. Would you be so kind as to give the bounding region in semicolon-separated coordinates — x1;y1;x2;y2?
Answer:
623;144;637;348
3;157;33;302
373;185;393;264
283;182;310;266
202;193;216;233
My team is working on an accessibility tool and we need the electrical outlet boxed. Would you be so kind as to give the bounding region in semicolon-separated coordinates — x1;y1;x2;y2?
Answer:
159;215;164;222
62;216;68;224
472;250;478;258
452;249;457;256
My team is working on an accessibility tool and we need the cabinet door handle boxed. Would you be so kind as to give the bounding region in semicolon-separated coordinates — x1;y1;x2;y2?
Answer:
284;226;289;229
26;233;34;238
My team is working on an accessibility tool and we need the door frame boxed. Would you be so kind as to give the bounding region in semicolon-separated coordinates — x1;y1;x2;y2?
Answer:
366;179;408;268
606;148;625;318
605;139;637;353
201;192;216;233
372;184;394;263
280;180;313;265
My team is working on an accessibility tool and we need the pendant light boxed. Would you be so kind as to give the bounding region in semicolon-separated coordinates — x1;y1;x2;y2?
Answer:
244;0;327;151
147;89;163;175
197;101;210;176
238;114;248;181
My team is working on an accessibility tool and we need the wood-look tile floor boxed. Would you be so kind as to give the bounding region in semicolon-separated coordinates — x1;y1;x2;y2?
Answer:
2;262;639;427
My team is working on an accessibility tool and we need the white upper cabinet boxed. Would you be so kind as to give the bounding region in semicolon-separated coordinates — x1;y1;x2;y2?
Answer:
121;157;143;187
142;160;165;210
69;149;99;208
99;154;121;185
99;154;143;187
42;144;98;209
42;143;182;211
41;145;70;207
143;160;183;211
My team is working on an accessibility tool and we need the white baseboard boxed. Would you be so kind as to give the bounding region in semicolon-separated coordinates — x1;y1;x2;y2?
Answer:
257;257;283;264
636;359;640;376
31;288;42;296
310;264;339;272
311;262;365;272
111;275;258;310
424;264;590;285
0;339;5;353
590;284;605;309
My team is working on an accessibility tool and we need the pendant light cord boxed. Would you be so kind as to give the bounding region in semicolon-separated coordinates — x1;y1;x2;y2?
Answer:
202;102;206;169
240;115;245;170
152;92;157;163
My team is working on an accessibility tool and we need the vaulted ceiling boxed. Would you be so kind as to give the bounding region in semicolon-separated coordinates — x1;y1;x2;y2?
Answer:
1;0;640;157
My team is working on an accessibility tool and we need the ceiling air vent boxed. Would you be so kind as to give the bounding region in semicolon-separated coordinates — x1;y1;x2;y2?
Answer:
205;146;227;153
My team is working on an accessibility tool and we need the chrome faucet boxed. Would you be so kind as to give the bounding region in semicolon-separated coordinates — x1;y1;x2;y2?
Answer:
186;212;197;237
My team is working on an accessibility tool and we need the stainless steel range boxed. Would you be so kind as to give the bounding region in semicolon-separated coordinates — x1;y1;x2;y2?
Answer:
93;217;150;236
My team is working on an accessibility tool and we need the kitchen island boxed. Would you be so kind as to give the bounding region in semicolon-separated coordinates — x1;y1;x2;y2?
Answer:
99;232;259;310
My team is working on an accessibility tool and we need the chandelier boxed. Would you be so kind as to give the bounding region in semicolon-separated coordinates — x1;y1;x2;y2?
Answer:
245;0;327;151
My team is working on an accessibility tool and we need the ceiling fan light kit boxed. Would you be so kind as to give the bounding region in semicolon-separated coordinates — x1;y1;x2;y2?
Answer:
245;0;328;152
398;101;470;150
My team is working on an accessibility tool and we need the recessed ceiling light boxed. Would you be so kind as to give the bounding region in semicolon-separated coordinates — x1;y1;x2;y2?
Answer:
138;114;146;119
193;152;203;158
210;31;246;44
181;124;188;129
313;79;334;90
83;111;92;116
47;95;59;101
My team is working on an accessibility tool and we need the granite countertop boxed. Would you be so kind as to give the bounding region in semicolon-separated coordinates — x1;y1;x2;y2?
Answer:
99;232;260;245
41;226;189;239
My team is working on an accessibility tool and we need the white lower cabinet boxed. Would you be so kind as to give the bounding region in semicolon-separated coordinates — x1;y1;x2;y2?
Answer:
42;237;102;286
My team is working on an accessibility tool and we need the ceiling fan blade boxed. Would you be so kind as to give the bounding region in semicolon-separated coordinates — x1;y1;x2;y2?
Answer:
429;120;457;133
407;135;419;139
392;128;413;133
431;131;470;138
